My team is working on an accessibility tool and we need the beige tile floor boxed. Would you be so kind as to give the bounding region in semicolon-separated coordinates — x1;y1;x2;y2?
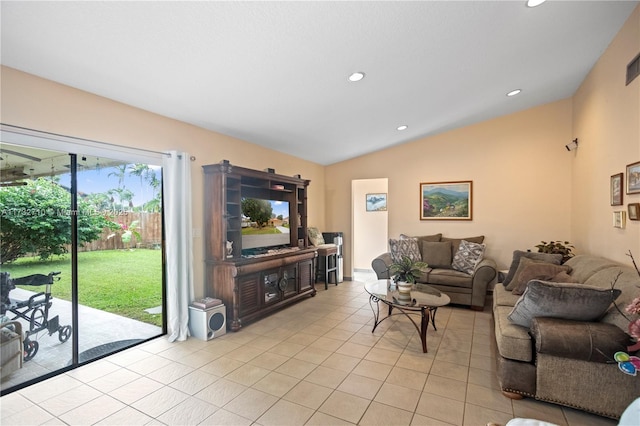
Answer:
0;272;618;426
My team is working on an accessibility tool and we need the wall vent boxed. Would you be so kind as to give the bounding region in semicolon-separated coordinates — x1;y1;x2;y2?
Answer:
626;52;640;85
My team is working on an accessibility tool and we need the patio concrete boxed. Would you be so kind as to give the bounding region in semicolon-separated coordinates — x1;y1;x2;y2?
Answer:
1;288;162;392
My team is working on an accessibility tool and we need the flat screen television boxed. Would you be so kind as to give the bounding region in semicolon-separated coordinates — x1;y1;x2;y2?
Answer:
241;198;291;253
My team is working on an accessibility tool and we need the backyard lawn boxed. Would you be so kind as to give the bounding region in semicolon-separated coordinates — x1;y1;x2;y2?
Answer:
1;249;163;327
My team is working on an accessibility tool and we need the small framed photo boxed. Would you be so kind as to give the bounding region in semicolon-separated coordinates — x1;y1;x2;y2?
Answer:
366;193;387;212
613;211;626;229
626;161;640;194
629;203;640;221
611;173;623;205
420;181;472;220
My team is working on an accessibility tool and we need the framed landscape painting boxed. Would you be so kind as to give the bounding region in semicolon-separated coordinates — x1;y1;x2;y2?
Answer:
420;181;472;220
366;193;387;212
627;161;640;194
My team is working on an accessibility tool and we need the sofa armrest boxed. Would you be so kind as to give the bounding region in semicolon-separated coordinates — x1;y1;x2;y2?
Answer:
371;253;392;279
531;317;632;363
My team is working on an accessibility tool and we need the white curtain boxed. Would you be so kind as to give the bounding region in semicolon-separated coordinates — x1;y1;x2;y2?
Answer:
163;151;194;342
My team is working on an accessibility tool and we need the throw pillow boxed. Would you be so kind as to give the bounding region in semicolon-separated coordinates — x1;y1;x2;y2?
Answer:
451;240;486;275
549;271;579;283
389;236;421;263
507;280;622;328
307;227;325;246
441;235;484;257
510;258;572;295
421;241;452;268
502;250;563;288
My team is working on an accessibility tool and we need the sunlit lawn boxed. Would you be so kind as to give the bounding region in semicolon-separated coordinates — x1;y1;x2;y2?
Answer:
1;249;163;327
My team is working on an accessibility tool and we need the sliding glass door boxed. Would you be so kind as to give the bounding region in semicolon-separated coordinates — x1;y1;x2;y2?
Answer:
1;131;165;394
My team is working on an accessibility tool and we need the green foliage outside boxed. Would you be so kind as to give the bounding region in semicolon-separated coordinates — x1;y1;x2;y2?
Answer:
0;178;119;264
241;198;273;228
1;250;163;327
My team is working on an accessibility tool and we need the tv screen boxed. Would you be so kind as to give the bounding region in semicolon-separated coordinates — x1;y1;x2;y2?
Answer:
241;198;291;251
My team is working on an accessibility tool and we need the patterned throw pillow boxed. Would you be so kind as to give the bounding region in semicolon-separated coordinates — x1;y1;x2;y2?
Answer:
307;227;325;246
389;236;421;263
451;239;486;275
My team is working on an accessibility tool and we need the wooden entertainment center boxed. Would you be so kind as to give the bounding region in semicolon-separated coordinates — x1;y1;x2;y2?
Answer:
203;160;317;331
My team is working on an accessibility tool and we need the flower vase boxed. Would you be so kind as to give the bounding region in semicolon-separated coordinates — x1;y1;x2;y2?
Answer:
397;281;412;294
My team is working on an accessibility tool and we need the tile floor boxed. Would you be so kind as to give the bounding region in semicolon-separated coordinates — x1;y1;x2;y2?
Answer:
0;272;617;426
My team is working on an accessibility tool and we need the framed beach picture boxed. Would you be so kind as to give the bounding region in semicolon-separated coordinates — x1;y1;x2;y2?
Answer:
629;203;640;221
366;193;387;212
627;161;640;194
611;173;623;206
613;211;626;229
420;181;472;220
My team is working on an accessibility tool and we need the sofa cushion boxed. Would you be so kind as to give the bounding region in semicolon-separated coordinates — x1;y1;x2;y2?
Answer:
414;233;442;257
563;255;619;283
389;236;421;263
451;240;486;275
549;271;579;283
441;235;484;258
503;250;563;289
427;268;472;288
421;241;452;268
510;258;572;295
494;305;534;362
493;283;521;307
507;280;622;328
586;266;640;331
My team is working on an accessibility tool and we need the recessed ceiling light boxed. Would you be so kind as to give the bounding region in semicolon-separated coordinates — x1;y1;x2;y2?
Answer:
397;125;408;131
348;72;365;82
526;0;546;7
507;89;522;97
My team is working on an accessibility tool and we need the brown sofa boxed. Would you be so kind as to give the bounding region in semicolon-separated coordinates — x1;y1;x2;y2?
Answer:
493;253;640;419
371;233;497;310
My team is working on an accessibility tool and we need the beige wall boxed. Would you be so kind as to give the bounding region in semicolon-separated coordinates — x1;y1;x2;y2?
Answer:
326;4;640;274
326;99;574;273
571;5;640;264
0;66;326;298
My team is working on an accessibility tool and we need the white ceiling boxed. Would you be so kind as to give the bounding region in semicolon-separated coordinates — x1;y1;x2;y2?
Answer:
1;1;637;166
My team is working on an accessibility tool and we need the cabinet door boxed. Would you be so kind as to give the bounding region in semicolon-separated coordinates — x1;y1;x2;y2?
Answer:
238;273;260;317
281;265;298;298
298;259;314;292
262;269;282;305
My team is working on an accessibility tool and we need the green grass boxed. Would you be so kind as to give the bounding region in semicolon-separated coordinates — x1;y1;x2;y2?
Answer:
1;250;163;327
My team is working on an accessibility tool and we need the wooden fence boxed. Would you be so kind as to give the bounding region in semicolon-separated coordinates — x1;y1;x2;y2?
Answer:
78;212;162;252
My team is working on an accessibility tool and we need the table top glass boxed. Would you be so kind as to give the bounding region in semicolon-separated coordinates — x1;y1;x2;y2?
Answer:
364;279;451;309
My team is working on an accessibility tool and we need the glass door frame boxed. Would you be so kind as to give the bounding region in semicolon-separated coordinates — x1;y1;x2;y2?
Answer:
0;125;167;396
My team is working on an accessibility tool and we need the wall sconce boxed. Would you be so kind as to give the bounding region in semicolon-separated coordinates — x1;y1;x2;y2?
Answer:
565;138;579;151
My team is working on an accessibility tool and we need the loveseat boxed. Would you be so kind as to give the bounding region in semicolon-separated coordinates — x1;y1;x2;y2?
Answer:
371;233;497;310
493;252;640;419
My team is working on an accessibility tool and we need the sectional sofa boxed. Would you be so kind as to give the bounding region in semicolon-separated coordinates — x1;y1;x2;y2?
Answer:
493;252;640;419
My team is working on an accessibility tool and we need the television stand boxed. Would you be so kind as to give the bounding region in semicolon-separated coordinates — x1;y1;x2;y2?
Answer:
203;161;315;330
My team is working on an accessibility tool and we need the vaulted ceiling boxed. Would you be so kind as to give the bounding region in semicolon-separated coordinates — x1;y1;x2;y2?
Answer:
1;1;637;165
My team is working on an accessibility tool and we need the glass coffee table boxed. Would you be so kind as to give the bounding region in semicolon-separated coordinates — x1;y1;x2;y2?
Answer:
364;279;450;353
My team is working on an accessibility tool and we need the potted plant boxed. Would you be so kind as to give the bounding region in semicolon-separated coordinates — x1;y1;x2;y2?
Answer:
534;240;575;264
389;255;429;293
